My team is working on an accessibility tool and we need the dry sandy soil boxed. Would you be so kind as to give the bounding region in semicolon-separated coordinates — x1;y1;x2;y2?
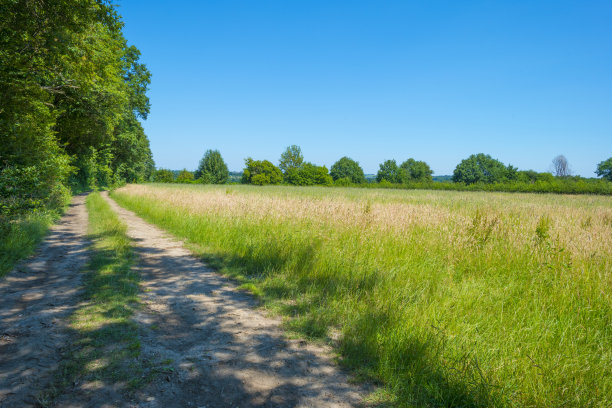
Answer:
0;192;366;407
0;195;89;407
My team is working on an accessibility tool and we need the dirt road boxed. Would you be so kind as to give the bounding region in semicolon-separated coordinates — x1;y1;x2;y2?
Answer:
0;195;89;407
0;191;364;407
100;191;364;407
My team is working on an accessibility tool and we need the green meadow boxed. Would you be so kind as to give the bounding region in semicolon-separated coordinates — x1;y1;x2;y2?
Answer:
112;183;611;407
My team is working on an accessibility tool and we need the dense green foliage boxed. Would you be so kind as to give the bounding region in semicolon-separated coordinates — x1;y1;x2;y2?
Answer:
453;153;517;184
150;147;611;195
176;169;195;183
399;158;433;182
0;0;154;223
284;163;333;186
377;158;433;183
516;170;554;183
241;158;283;185
0;211;58;277
278;145;304;175
376;160;399;183
153;169;175;183
330;156;366;183
363;177;612;194
113;184;612;408
596;157;612;181
195;149;229;184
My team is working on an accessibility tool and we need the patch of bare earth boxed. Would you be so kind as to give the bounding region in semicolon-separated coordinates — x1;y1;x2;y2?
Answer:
0;195;89;407
102;192;366;408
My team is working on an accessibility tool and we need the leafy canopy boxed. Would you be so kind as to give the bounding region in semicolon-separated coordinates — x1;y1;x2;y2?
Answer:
377;160;400;183
154;169;174;183
242;158;282;185
196;149;229;184
176;169;194;183
596;157;612;181
452;153;517;184
0;0;155;219
285;163;333;186
330;157;366;184
399;159;433;183
279;145;304;175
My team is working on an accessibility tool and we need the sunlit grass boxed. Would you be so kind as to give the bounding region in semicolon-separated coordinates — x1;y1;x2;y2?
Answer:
39;192;151;405
70;192;142;383
0;212;59;278
112;183;611;407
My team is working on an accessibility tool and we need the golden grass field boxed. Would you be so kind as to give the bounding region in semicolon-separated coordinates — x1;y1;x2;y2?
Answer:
113;184;611;407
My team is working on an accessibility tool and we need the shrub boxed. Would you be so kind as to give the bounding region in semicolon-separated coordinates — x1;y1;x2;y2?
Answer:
242;158;283;185
285;163;333;186
176;169;195;183
334;177;353;187
153;169;175;183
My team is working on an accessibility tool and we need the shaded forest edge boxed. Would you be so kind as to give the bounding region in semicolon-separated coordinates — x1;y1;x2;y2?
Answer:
1;1;154;274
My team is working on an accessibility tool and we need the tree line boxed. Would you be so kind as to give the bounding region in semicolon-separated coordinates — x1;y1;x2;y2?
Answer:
1;0;154;224
154;147;612;194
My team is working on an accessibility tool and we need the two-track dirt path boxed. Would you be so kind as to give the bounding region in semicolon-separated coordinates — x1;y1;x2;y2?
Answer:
100;191;364;407
0;191;364;407
0;194;90;407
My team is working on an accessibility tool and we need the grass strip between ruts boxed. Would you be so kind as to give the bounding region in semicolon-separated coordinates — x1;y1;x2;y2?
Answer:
38;192;169;405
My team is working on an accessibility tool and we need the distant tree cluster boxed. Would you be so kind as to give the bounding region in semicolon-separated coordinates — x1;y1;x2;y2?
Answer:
376;159;433;183
154;147;612;195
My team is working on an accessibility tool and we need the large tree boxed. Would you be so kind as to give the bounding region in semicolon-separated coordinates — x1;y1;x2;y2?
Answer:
376;160;400;183
279;145;304;175
452;153;517;184
595;157;612;181
195;149;229;184
399;159;433;183
0;0;155;218
330;157;366;184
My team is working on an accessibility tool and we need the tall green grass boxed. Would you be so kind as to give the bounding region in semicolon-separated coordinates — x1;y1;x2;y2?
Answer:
0;212;59;278
112;184;611;407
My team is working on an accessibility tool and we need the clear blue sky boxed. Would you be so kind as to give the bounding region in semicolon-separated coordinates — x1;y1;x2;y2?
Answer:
118;0;611;176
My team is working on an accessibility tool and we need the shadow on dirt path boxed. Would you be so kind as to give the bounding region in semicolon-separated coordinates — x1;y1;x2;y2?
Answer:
101;191;366;408
0;194;89;407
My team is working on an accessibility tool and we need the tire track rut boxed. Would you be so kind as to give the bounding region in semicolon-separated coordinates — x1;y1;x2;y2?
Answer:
0;194;89;407
101;191;364;408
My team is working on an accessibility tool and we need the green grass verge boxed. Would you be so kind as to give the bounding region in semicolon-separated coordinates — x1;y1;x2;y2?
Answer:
0;211;59;278
112;185;611;408
38;192;165;405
